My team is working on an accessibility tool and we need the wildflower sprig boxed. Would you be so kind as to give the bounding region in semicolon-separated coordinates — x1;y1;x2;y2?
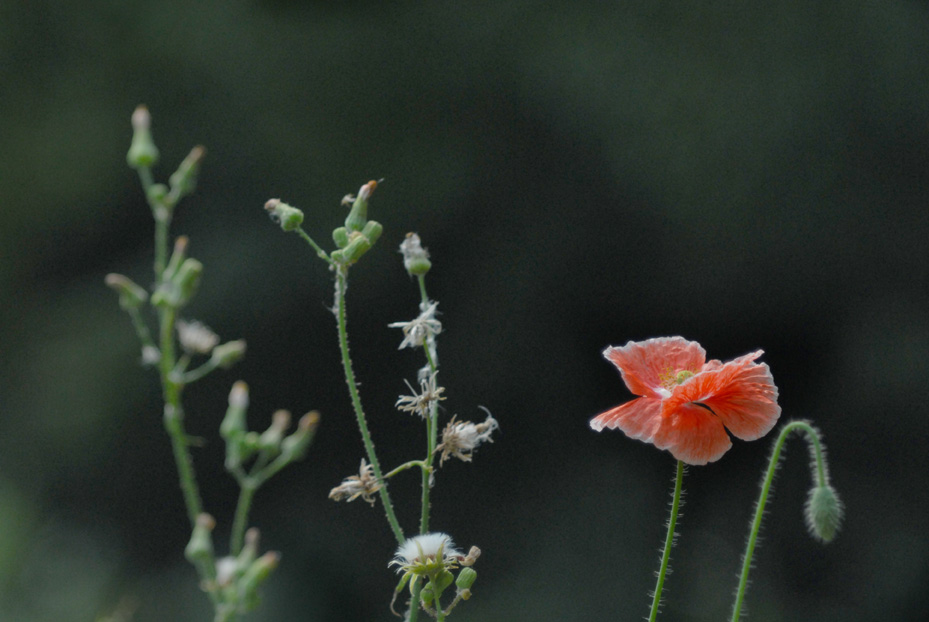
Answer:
109;106;317;621
265;190;496;620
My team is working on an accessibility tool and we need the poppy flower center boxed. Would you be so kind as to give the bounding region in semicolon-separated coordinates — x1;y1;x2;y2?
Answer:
660;368;696;391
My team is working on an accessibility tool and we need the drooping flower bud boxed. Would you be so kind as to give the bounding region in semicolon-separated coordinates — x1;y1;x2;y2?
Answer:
805;484;843;543
127;105;159;169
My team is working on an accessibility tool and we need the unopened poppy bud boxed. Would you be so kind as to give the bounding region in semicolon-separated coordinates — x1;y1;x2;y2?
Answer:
456;567;477;592
169;145;206;199
184;513;215;565
264;199;304;232
127;105;159;169
399;233;431;276
344;179;377;232
105;273;148;309
258;409;291;451
332;226;350;248
211;340;246;369
805;484;843;543
172;258;203;307
281;411;320;462
221;381;249;440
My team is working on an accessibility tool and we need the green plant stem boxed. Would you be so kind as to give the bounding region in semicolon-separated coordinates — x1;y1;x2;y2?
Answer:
649;460;685;622
231;479;257;555
334;265;405;545
416;274;440;537
730;420;825;622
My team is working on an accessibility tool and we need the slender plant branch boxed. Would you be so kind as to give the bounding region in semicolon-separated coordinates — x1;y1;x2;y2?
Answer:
649;460;685;622
334;264;405;545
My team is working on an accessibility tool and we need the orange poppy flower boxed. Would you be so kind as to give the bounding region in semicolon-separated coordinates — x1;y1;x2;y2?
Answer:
590;337;780;465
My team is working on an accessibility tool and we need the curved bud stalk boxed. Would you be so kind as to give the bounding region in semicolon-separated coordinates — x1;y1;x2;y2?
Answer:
731;420;843;622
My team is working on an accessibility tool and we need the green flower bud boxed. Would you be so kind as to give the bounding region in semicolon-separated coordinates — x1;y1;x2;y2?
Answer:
169;146;206;199
419;586;434;606
127;105;159;169
239;551;280;603
433;569;455;594
221;381;249;439
105;273;148;309
211;340;247;369
361;220;383;246
258;409;290;452
184;513;215;565
173;258;203;307
338;233;372;265
281;411;320;462
805;484;843;543
163;236;189;281
263;199;304;232
332;226;350;249
399;233;431;276
456;567;477;591
344;180;377;232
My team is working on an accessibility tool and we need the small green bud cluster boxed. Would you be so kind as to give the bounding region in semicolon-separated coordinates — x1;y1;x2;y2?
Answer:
221;382;319;473
331;180;383;266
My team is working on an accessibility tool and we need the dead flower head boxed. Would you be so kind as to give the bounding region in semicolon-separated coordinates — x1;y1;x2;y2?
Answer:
329;458;381;506
396;371;446;418
436;409;499;465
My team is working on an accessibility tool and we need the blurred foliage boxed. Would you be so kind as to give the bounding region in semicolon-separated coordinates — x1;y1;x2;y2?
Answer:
2;0;929;620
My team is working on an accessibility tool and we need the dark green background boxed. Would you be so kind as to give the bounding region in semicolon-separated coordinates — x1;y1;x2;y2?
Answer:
2;1;928;620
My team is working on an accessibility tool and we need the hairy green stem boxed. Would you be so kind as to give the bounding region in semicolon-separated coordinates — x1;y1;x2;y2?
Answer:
730;421;826;622
334;266;405;545
649;460;685;622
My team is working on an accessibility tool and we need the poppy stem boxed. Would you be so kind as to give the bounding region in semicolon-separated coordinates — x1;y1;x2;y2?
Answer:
648;459;685;622
730;420;836;622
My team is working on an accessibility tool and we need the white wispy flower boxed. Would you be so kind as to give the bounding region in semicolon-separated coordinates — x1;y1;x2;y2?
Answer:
388;301;442;350
390;533;461;572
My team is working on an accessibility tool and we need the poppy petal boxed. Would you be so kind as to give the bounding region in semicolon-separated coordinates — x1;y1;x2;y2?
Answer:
590;396;662;441
670;351;780;441
653;402;732;465
604;337;706;398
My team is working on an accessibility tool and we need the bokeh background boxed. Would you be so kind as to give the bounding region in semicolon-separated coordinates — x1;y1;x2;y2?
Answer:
2;1;929;620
